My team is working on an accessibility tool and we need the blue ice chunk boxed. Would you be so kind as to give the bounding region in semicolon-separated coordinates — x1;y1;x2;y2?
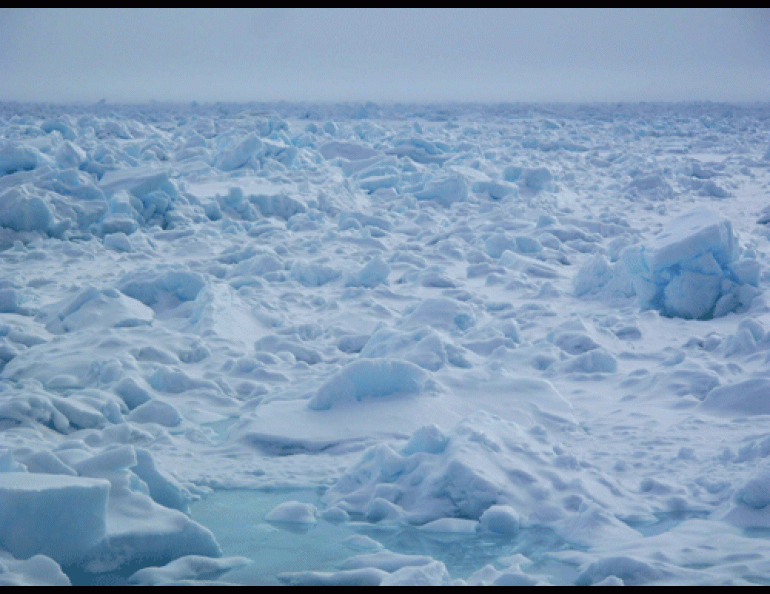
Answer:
0;187;52;233
0;473;110;565
623;209;758;319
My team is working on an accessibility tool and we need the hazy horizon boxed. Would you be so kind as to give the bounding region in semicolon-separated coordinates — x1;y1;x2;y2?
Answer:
1;8;769;105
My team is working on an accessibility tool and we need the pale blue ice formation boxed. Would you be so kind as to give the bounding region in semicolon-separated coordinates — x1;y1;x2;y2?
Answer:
622;209;759;319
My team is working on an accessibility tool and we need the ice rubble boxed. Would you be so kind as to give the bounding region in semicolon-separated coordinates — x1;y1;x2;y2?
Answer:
1;101;770;585
321;411;639;541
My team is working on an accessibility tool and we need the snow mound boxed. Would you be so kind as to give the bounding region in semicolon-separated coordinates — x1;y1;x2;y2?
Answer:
360;326;469;371
479;504;521;535
624;174;674;201
42;286;154;334
308;359;431;410
622;209;759;319
700;378;770;416
574;254;636;299
282;539;447;585
403;297;476;333
379;559;453;586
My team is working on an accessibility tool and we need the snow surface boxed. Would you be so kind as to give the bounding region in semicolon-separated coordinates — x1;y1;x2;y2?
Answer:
2;99;770;585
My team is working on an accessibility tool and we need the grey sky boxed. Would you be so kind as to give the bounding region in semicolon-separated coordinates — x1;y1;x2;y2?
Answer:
1;8;768;104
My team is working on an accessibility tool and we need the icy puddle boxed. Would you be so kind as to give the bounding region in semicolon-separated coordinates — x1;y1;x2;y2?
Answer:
191;488;584;586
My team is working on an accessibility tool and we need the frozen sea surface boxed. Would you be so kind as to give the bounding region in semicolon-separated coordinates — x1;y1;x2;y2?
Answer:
2;100;770;585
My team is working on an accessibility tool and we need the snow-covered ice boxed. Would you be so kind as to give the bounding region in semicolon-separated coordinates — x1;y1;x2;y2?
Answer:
2;99;770;585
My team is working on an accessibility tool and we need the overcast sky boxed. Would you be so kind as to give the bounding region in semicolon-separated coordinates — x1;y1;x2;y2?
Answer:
1;8;769;104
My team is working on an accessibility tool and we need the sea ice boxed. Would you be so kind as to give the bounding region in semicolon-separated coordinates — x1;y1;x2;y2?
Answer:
2;100;770;586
